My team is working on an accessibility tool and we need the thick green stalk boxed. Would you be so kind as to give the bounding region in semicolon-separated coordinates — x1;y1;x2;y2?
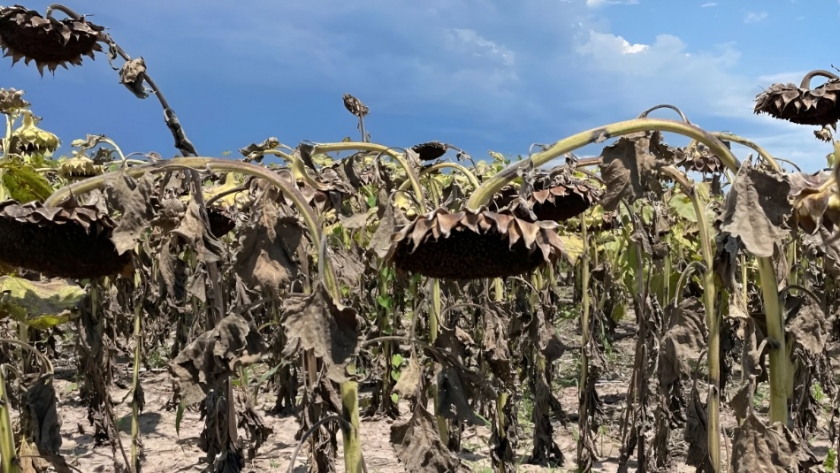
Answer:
311;142;427;213
709;132;781;172
466;118;740;209
577;215;593;471
430;279;448;442
659;166;720;472
757;257;788;424
491;278;507;472
397;161;481;192
0;365;18;473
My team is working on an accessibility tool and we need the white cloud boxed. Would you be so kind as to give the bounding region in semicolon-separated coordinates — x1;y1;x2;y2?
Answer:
448;29;515;66
745;11;768;23
700;2;717;7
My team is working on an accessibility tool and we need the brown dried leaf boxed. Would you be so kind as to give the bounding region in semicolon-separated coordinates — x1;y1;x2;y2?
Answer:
436;365;484;426
659;297;706;388
785;295;826;357
169;314;266;405
394;356;423;399
119;57;147;98
389;404;466;472
105;171;157;255
730;413;808;473
233;198;303;295
369;189;396;259
172;199;225;265
281;285;360;383
598;132;669;211
718;162;792;258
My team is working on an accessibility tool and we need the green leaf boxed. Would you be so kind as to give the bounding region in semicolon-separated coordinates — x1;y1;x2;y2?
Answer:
0;162;54;203
0;276;85;328
256;364;281;388
391;370;400;382
669;193;697;223
390;393;399;404
376;295;392;310
391;353;404;367
559;235;585;262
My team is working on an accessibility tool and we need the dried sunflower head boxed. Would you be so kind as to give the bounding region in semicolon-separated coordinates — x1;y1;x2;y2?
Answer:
0;5;104;75
411;141;448;161
8;110;59;155
59;155;102;179
386;207;568;280
0;87;29;114
342;93;369;118
0;199;132;278
754;70;840;126
491;171;601;222
676;142;725;174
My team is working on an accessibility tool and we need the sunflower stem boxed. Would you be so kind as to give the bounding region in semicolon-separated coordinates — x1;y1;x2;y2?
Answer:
466;118;740;209
0;365;18;473
709;132;781;172
311;142;427;213
429;278;449;444
757;257;789;425
577;212;593;471
660;165;720;472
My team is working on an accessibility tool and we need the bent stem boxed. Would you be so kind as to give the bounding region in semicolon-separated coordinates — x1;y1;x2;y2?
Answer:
466;118;740;209
660;165;720;472
310;142;427;213
709;132;781;172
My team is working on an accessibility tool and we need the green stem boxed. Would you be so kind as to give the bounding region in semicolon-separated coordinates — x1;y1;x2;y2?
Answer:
429;279;448;443
311;142;427;214
467;118;740;209
398;162;481;192
659;165;720;472
578;213;593;471
0;365;19;473
710;132;781;172
757;257;788;424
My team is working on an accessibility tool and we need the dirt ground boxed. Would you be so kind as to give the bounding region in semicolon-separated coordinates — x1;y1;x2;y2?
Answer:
31;317;835;472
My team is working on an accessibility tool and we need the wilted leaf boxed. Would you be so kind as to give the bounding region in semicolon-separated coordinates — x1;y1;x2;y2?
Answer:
105;171;157;254
369;189;396;259
785;295;826;357
119;57;147;98
390;404;466;472
718;162;792;258
659;297;706;388
598;131;672;211
436;365;484;426
169;314;266;405
234;198;303;295
281;284;360;383
0;276;84;329
23;375;62;455
394;356;423;399
173;199;226;265
730;413;806;473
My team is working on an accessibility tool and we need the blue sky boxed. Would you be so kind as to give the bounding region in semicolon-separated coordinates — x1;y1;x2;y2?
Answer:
5;0;838;172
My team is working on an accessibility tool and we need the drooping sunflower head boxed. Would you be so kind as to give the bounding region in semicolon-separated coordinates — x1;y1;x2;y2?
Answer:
0;5;104;75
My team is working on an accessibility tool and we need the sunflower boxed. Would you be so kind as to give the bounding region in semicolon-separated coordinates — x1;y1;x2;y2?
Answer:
0;5;104;75
386;207;568;280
